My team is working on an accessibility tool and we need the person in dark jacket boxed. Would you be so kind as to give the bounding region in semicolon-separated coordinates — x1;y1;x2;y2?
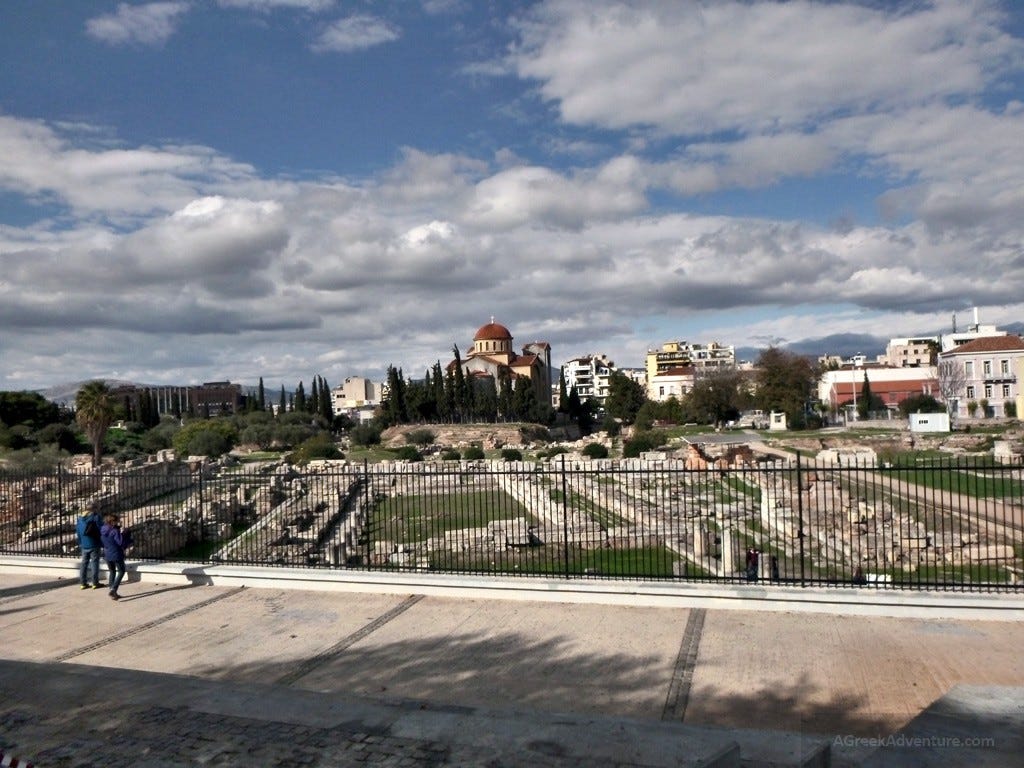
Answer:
100;514;132;600
76;510;103;589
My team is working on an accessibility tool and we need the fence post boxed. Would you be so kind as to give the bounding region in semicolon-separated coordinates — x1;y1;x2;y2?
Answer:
796;452;806;587
560;454;571;579
364;458;370;568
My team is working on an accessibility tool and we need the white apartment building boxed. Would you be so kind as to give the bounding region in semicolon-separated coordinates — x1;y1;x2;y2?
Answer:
562;354;616;404
939;335;1024;418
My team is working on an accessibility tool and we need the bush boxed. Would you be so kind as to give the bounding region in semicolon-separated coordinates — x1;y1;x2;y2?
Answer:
1005;400;1017;418
501;448;523;462
519;425;551;443
288;434;342;464
581;443;609;459
463;446;485;460
391;445;423;462
404;428;436;446
602;416;621;437
440;448;461;461
622;431;666;458
172;419;238;458
349;424;382;447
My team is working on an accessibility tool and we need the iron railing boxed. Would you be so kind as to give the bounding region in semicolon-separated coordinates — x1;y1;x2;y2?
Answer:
1;454;1021;591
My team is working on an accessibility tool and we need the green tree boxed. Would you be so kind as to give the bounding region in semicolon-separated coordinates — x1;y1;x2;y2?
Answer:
294;381;306;413
898;393;944;417
278;385;286;414
755;348;815;429
257;377;266;411
558;367;569;413
75;381;115;466
604;371;647;425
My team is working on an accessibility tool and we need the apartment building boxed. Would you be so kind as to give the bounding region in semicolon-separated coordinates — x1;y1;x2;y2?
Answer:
562;354;615;404
645;341;734;400
648;366;696;402
330;376;383;411
881;336;937;367
939;335;1024;418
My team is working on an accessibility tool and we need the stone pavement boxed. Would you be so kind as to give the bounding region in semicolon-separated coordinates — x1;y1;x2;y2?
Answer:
0;565;1022;766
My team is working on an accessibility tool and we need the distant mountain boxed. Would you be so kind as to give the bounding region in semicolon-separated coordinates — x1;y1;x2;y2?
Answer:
38;379;144;406
737;333;886;363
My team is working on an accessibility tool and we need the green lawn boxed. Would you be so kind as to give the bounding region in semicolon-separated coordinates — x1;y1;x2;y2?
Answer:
371;490;533;544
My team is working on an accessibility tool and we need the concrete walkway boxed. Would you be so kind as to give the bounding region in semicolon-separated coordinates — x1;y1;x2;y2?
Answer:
1;561;1022;766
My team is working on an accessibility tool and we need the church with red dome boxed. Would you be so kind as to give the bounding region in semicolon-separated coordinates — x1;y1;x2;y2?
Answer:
450;318;552;403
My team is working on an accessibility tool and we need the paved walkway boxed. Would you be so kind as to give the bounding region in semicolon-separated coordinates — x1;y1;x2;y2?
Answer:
1;566;1022;766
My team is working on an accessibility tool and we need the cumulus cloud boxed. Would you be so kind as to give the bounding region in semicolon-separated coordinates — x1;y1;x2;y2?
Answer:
85;2;190;46
0;117;258;219
312;14;400;53
512;0;1021;135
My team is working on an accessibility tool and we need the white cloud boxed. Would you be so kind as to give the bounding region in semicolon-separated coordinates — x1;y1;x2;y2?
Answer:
218;0;335;11
0;117;258;219
512;0;1021;136
85;2;190;46
312;14;400;53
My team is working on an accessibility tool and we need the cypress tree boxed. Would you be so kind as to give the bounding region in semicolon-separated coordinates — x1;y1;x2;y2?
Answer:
295;381;306;412
278;385;286;415
558;367;569;413
258;377;266;410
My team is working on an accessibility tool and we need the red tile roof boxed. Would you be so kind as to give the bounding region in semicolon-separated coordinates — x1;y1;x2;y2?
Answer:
942;335;1024;355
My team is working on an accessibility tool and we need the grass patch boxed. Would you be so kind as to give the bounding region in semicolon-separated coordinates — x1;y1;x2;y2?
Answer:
371;490;532;544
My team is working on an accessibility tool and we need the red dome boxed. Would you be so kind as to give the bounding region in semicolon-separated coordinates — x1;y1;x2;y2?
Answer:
473;321;512;342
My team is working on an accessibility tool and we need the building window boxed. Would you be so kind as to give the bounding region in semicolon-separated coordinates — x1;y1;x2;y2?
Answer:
966;386;975;398
965;361;974;377
983;360;992;376
984;384;992;398
1003;384;1011;398
1001;359;1010;375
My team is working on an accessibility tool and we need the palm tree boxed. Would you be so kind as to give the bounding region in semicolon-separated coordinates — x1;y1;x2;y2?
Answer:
76;380;114;467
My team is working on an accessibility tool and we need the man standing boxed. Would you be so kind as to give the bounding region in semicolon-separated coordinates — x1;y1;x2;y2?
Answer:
76;508;103;589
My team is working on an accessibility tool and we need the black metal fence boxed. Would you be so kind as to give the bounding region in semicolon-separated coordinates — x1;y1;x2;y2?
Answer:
1;454;1021;591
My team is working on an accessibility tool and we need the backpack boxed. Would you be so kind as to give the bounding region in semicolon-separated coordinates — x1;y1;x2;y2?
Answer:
84;518;101;540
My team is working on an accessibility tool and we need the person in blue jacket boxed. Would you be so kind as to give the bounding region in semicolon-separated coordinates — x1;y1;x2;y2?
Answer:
76;509;103;589
100;514;132;600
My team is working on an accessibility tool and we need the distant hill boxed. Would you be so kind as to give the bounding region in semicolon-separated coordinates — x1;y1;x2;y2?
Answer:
737;332;886;363
38;379;143;406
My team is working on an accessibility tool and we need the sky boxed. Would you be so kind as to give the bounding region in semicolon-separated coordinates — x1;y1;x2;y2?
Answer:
1;0;1023;393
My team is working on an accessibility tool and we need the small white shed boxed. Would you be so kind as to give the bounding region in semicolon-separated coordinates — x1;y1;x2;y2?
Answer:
909;413;950;433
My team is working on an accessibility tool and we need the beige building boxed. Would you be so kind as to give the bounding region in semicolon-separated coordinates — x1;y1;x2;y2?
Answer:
330;376;383;411
645;341;734;400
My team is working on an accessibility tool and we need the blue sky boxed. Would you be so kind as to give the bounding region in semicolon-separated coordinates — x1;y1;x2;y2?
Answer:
1;0;1023;391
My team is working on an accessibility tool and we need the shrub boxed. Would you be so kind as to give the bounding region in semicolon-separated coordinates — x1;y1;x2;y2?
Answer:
440;448;461;461
501;448;523;462
349;424;382;447
519;425;551;443
405;428;436;446
581;443;609;459
172;419;238;458
622;431;666;458
1005;400;1017;418
288;434;342;465
391;445;423;462
463;446;485;460
602;416;621;437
